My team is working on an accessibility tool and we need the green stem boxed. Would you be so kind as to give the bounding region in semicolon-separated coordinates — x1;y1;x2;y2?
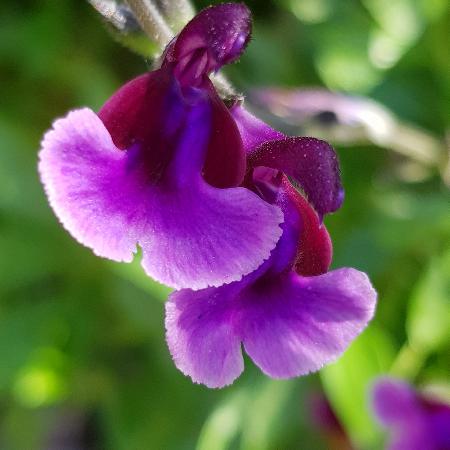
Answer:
125;0;173;49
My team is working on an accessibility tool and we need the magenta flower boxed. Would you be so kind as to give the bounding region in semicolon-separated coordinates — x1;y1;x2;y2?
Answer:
38;4;283;290
372;378;450;450
165;107;377;388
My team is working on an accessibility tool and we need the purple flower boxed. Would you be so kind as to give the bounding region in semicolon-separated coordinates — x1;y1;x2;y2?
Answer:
372;378;450;450
165;106;377;388
38;3;283;290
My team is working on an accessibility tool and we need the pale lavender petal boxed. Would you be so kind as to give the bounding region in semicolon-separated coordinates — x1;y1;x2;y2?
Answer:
39;108;283;290
230;105;283;153
166;285;244;388
39;108;138;262
239;268;376;378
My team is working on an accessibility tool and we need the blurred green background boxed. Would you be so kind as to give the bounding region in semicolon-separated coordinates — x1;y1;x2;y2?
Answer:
0;0;449;449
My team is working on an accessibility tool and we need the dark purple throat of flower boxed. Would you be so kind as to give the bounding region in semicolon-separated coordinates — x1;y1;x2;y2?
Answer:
248;166;332;278
98;69;245;189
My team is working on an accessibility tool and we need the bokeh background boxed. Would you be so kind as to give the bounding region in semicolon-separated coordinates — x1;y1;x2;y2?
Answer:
1;0;449;449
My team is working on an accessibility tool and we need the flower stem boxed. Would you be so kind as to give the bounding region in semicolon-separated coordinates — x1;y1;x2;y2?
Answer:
87;0;127;29
125;0;173;48
154;0;195;32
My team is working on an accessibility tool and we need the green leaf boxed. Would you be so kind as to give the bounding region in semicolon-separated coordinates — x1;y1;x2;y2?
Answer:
406;251;450;352
108;257;171;301
196;389;249;450
240;379;295;450
320;326;395;448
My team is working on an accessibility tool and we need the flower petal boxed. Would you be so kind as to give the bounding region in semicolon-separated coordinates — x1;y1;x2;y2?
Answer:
39;108;283;290
99;69;246;189
166;285;244;388
282;180;332;276
429;405;450;450
166;3;252;84
231;105;284;153
202;80;246;188
239;268;376;378
248;137;344;218
98;69;174;169
372;378;420;425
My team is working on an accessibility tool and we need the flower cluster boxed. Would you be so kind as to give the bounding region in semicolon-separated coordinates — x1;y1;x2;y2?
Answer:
39;3;376;388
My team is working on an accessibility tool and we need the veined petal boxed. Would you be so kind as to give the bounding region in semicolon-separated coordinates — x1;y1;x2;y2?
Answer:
165;266;376;386
166;285;244;388
248;136;344;218
240;268;376;378
165;3;251;84
38;108;283;290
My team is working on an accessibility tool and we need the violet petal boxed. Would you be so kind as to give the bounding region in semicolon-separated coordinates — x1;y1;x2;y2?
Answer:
38;108;283;290
166;3;251;85
165;266;376;386
248;136;344;218
372;378;419;426
166;283;244;388
240;268;376;378
231;105;284;153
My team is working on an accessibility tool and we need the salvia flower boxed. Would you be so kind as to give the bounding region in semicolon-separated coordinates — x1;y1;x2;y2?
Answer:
372;377;450;450
165;106;377;388
38;3;283;290
39;1;377;388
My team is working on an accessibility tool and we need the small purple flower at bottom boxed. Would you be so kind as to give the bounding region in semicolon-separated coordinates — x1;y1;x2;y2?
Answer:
38;4;283;290
372;378;450;450
165;105;376;387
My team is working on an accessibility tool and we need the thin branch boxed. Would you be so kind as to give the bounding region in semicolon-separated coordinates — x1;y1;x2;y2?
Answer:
154;0;195;32
87;0;130;30
251;88;449;182
125;0;173;48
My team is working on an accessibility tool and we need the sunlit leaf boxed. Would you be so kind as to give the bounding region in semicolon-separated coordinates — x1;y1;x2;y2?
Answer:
240;379;295;450
406;251;450;352
196;389;249;450
320;325;395;448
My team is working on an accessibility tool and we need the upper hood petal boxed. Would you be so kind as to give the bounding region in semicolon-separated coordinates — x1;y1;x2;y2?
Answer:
163;3;251;86
248;136;344;219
